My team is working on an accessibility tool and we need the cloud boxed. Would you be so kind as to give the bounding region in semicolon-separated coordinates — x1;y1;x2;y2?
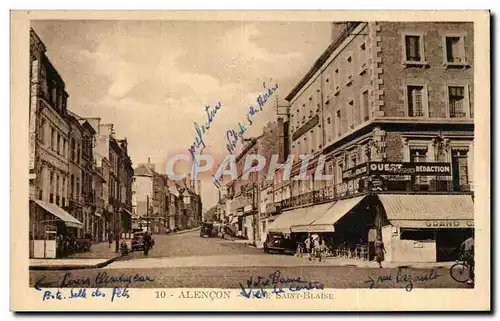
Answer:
31;20;332;208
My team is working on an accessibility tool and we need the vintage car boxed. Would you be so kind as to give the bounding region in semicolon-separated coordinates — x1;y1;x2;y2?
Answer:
263;232;295;254
200;222;214;238
131;231;155;251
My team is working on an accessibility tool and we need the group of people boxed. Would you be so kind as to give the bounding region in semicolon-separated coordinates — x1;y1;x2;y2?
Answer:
296;234;329;262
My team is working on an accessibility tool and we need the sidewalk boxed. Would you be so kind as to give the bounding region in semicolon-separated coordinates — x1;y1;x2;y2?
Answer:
29;241;121;271
322;256;455;269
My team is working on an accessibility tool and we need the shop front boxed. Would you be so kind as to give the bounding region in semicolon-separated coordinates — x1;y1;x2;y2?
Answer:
378;194;474;263
29;198;84;259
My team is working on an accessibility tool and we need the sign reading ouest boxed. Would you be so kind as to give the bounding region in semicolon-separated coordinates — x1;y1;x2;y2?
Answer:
342;162;452;181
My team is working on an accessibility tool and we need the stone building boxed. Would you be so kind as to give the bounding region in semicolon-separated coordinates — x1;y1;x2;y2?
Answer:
29;28;81;247
93;122;133;239
132;159;168;234
266;22;474;263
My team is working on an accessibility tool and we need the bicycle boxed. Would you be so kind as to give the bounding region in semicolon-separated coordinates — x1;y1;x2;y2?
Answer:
450;253;474;284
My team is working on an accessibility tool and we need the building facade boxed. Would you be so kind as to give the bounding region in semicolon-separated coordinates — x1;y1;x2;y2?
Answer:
266;22;474;263
132;159;168;234
29;28;79;246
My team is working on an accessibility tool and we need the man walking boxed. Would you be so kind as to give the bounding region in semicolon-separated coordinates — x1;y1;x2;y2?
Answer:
107;230;114;248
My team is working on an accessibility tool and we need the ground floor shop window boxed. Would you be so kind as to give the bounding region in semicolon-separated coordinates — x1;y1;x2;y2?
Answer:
400;229;435;241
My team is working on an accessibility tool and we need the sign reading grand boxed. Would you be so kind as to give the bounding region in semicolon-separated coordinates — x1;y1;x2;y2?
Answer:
369;162;452;176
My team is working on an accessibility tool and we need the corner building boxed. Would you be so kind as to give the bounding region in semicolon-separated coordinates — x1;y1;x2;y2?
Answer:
266;22;474;263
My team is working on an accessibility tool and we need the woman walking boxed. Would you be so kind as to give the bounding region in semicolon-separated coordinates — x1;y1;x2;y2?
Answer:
375;235;386;268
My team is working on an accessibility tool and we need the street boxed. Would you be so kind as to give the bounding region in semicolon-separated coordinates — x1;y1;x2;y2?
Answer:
29;230;471;290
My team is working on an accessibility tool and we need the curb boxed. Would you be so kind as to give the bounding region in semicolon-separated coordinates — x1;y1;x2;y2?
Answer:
29;255;121;271
167;227;201;236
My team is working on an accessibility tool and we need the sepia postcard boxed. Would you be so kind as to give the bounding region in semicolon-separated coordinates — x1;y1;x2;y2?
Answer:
11;10;490;312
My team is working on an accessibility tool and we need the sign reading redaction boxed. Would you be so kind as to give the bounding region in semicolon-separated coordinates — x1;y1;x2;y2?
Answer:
342;162;452;180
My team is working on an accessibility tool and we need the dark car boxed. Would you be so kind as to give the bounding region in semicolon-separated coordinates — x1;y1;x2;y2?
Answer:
263;232;295;254
200;222;214;238
131;231;155;251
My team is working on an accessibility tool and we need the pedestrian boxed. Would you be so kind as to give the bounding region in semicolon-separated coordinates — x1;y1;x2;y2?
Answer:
107;230;114;248
375;235;386;268
305;236;311;261
318;238;327;262
313;236;321;262
143;231;152;256
461;235;474;284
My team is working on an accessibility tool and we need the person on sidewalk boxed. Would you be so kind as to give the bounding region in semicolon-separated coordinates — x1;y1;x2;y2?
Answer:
107;230;114;248
305;236;311;261
461;235;474;285
312;236;321;262
375;235;386;268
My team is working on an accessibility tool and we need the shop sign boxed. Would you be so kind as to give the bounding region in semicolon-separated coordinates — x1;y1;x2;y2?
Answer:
342;163;368;180
368;162;451;176
424;220;474;228
337;178;363;197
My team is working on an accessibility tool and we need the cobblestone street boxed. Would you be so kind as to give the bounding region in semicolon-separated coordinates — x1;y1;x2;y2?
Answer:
30;230;471;290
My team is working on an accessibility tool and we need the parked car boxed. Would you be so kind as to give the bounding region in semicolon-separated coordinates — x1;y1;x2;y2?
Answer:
75;233;92;252
263;232;295;254
200;222;214;238
131;231;155;251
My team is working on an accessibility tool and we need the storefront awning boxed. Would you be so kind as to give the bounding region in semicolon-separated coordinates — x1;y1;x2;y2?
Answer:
378;194;474;228
121;208;133;216
33;199;83;229
267;207;309;233
303;196;367;232
290;203;336;233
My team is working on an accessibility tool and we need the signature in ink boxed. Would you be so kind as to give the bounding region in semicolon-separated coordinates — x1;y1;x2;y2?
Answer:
188;102;222;163
364;268;441;291
239;269;324;299
224;81;278;156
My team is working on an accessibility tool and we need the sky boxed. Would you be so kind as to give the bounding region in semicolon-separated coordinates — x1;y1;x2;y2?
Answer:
31;20;333;209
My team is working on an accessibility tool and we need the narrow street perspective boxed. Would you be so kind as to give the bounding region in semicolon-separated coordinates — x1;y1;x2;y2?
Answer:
27;19;476;292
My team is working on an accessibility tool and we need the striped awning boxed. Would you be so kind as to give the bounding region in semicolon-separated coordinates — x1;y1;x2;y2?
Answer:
378;194;474;228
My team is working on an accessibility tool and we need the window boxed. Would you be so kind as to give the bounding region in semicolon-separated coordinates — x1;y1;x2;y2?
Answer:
448;86;466;118
77;143;81;164
334;68;340;94
348;100;355;128
410;149;428;185
350;153;357;169
57;133;61;155
56;174;60;205
336;161;344;185
51;128;55;150
452;150;469;191
71;138;75;161
407;85;425;117
70;174;74;198
405;35;422;62
359;42;368;73
445;36;465;64
49;172;54;203
362;90;370;121
336;110;342;136
39;119;46;144
346;55;353;85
